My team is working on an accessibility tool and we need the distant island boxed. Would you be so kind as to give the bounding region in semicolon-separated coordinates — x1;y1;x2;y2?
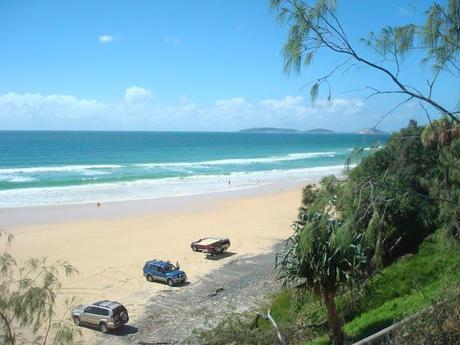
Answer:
239;127;336;133
238;127;386;134
303;128;335;133
356;128;386;135
238;127;299;133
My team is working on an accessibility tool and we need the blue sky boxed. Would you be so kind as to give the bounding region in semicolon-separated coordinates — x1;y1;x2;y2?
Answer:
0;0;458;131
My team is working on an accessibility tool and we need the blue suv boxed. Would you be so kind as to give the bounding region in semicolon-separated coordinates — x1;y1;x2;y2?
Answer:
143;260;187;286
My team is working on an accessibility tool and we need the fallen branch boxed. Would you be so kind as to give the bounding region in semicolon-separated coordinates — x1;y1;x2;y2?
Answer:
254;309;287;345
301;320;328;329
208;285;224;297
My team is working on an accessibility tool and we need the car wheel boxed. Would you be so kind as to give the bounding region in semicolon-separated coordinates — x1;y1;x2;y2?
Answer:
167;278;174;287
99;322;108;333
120;312;129;322
146;274;154;282
192;245;198;252
73;316;80;326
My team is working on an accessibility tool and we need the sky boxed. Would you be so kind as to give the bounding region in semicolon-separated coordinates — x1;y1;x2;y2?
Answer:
0;0;458;132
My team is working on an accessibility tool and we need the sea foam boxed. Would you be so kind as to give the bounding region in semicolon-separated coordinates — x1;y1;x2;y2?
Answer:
135;151;337;168
0;164;124;174
0;165;348;207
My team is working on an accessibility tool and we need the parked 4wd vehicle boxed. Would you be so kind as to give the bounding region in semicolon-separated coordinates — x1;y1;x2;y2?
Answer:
71;300;129;333
143;260;186;286
191;237;231;255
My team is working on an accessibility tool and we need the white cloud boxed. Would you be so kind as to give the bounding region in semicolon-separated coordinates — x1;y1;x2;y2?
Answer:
0;92;107;119
124;86;153;103
316;98;364;115
0;90;374;131
215;97;247;109
99;35;114;43
163;36;182;45
260;96;305;111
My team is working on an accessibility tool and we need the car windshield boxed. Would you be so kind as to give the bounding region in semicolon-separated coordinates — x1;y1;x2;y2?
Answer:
164;264;177;272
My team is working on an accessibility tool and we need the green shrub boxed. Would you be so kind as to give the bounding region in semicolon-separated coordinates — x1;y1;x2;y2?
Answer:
343;236;460;340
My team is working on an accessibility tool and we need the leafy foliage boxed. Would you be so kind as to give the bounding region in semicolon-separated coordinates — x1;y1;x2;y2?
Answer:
278;205;366;296
423;0;460;72
270;0;459;122
342;125;440;267
343;236;460;339
421;117;460;239
274;120;459;344
0;231;81;345
276;177;367;344
187;310;275;345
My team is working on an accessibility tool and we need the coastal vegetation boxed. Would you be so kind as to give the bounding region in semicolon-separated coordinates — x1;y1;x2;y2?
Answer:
187;118;460;345
0;231;80;345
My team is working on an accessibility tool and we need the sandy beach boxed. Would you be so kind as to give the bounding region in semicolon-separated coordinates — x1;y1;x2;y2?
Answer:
1;181;306;343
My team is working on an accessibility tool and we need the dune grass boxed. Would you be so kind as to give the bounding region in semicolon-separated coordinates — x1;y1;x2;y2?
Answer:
295;234;459;344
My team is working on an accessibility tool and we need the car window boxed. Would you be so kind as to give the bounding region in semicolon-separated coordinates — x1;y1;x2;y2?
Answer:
97;308;109;316
84;306;98;314
150;264;157;271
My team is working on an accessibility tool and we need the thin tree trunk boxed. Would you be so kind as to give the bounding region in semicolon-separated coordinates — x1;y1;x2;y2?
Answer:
0;311;15;345
323;290;343;345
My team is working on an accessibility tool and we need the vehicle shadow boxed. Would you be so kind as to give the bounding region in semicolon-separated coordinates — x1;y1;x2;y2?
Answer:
148;280;191;288
176;281;191;287
79;324;138;336
113;324;138;336
206;251;237;261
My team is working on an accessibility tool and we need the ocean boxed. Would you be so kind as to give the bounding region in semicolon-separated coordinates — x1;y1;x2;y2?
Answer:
0;131;388;207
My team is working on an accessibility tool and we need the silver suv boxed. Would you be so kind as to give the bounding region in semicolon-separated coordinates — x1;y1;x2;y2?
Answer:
71;300;129;333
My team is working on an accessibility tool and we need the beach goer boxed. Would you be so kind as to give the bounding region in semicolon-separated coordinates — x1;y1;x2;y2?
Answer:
97;202;101;207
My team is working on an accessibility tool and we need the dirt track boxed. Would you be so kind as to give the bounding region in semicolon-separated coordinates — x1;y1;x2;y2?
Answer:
95;244;283;344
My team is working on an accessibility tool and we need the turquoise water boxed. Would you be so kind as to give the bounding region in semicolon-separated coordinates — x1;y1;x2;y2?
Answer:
0;131;388;207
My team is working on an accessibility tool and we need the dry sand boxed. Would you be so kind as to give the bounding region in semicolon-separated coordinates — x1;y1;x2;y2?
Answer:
1;182;306;343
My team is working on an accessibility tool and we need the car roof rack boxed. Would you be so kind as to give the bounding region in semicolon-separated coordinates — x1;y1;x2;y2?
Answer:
94;300;122;309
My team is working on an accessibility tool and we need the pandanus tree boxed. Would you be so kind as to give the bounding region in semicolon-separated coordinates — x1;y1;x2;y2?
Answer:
276;179;367;345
